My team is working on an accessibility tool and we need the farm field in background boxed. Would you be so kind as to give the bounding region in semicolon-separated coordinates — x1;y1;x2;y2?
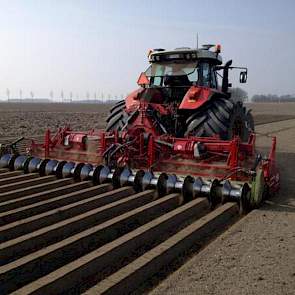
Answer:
1;102;295;138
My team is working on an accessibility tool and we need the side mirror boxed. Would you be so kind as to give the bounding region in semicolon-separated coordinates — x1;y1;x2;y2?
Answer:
240;71;247;83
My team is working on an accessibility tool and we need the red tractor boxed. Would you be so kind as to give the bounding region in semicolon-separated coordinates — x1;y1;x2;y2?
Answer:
0;44;279;212
106;45;254;142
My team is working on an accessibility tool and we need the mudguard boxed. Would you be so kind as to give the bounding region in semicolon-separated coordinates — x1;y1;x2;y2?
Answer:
179;86;213;110
125;88;145;110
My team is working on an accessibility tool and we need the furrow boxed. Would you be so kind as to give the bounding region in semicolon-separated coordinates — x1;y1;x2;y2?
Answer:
11;197;215;295
0;192;179;294
90;203;238;295
0;173;39;186
0;183;112;242
0;180;88;213
0;168;9;174
0;182;110;227
0;178;73;203
0;175;56;193
0;186;133;264
0;171;22;179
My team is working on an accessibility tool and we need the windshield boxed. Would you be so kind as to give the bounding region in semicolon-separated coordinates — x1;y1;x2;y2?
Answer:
144;61;198;87
145;61;197;78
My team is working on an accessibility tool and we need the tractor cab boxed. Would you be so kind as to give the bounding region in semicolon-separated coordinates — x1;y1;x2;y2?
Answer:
139;45;222;103
107;44;250;141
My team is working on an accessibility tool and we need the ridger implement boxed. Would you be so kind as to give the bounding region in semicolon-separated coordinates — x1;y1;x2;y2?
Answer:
0;128;279;212
0;44;279;213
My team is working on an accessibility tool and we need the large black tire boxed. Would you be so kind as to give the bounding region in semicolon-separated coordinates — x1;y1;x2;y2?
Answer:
185;98;254;142
106;100;129;131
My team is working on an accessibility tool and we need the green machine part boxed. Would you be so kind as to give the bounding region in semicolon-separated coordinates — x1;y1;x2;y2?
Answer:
249;168;265;209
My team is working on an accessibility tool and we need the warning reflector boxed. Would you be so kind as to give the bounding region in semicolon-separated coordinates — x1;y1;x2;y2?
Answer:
137;72;150;86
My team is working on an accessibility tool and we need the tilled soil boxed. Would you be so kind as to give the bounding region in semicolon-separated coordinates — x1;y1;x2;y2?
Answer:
150;119;295;295
1;102;295;138
0;102;294;294
0;102;110;138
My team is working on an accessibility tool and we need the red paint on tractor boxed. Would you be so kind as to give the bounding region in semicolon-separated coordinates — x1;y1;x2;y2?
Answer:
125;88;144;111
179;86;212;109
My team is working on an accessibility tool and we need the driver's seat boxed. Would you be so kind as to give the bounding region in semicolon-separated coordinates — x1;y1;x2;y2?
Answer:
163;75;191;103
164;75;191;87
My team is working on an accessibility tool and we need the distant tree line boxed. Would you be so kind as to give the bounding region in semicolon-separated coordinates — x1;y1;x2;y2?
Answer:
229;88;295;103
230;87;248;103
251;94;295;102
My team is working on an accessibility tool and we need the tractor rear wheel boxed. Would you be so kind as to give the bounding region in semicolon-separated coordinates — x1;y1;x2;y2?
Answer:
185;98;254;142
105;100;128;131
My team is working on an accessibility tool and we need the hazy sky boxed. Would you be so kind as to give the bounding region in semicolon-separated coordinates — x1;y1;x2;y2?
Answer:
0;0;294;100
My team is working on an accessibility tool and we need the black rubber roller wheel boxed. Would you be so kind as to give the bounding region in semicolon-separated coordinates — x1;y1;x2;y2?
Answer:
185;98;254;142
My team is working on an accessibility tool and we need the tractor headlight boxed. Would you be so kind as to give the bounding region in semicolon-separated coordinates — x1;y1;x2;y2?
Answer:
185;53;191;60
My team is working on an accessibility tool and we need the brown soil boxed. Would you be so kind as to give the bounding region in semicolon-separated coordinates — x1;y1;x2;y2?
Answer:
0;102;294;294
1;102;295;138
0;102;110;138
151;118;295;295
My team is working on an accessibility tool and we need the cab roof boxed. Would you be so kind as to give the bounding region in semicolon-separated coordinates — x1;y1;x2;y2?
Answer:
149;46;223;65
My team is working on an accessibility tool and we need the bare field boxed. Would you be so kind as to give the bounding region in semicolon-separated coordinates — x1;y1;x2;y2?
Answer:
0;102;294;294
1;102;295;138
0;102;111;138
151;121;295;295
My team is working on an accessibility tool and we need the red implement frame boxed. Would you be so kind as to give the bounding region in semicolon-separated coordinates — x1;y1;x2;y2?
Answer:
29;127;278;192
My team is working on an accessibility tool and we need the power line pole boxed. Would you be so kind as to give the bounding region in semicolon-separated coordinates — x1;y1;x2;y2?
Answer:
6;88;10;101
50;90;54;101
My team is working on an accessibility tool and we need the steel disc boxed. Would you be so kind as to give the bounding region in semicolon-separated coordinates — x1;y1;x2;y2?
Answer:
182;175;195;202
192;177;204;198
157;173;168;197
22;156;33;174
8;154;18;171
55;161;67;179
13;155;29;171
112;167;124;188
141;171;154;191
209;179;220;208
73;163;85;181
45;160;59;175
0;154;14;169
133;170;145;192
92;165;111;185
80;164;93;181
157;173;178;197
239;182;251;214
92;165;103;185
26;157;42;173
62;162;75;178
119;167;132;187
99;165;111;184
39;159;50;176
